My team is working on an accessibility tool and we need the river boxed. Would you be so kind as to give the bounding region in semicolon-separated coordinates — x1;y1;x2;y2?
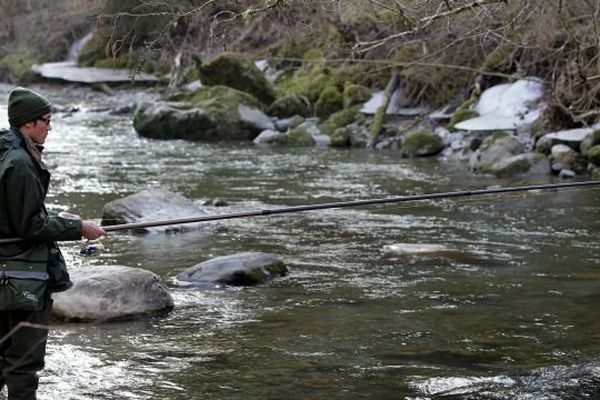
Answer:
1;84;600;399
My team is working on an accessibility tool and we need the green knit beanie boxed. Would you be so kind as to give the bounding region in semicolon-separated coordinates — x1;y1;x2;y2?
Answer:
8;87;52;128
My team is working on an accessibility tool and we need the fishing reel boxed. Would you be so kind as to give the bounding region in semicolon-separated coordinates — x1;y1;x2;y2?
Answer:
80;240;106;257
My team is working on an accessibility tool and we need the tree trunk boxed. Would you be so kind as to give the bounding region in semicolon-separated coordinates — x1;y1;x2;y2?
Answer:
368;70;398;148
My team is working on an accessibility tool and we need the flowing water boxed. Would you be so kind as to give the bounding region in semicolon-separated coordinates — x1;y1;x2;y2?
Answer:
1;84;600;399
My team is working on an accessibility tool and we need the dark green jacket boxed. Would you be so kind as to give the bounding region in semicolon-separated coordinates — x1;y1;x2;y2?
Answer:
0;128;82;294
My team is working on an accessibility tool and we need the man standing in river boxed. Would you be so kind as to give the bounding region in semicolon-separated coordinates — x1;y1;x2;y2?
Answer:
0;87;105;400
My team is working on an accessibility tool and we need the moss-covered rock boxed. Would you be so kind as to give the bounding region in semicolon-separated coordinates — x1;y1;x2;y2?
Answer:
267;94;312;118
590;164;600;179
276;66;339;103
319;107;364;136
329;124;370;148
343;82;372;107
133;85;264;141
402;129;445;157
315;85;343;119
469;132;525;173
198;52;276;104
187;85;262;111
490;152;550;177
263;127;315;147
580;129;600;157
587;145;600;165
176;252;287;287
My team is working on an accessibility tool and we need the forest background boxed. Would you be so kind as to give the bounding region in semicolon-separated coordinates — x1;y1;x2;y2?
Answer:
0;0;598;131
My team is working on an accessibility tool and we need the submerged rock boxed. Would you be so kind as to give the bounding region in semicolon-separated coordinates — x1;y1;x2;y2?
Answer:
52;266;173;322
383;243;457;256
101;189;216;233
177;252;287;286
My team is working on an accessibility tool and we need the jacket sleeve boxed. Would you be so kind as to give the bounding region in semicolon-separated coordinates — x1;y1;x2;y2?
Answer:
5;156;82;241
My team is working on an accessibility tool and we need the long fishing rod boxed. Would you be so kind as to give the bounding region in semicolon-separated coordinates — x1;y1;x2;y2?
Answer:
1;180;599;245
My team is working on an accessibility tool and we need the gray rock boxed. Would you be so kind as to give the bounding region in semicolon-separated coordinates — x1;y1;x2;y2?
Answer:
177;252;287;286
469;133;525;173
133;86;266;141
580;129;600;157
551;144;586;172
559;168;576;179
312;134;332;147
490;152;550;177
535;135;554;155
52;266;173;322
101;189;215;233
238;104;275;131
253;129;284;144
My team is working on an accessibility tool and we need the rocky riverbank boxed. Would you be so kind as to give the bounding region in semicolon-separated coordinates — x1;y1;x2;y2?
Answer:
129;53;600;181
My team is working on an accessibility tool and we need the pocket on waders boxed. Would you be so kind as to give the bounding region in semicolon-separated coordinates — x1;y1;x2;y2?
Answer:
0;265;49;311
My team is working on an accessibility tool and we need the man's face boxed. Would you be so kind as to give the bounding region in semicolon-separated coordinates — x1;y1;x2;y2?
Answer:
24;113;52;144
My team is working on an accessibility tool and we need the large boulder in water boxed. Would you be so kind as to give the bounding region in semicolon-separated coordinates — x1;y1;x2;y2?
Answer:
177;252;287;286
52;266;174;322
101;189;217;233
490;152;550;177
469;132;525;173
133;85;269;141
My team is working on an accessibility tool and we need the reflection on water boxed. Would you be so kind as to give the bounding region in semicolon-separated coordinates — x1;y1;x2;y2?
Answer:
1;85;600;399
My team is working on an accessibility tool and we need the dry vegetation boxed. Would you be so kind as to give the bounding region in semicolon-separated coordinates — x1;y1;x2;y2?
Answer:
1;0;598;129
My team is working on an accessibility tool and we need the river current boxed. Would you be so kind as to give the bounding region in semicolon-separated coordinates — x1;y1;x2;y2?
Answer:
1;84;600;399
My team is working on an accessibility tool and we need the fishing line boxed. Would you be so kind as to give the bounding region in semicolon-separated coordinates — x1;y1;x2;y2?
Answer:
0;180;599;246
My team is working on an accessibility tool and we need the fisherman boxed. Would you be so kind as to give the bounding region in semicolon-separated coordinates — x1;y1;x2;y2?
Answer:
0;87;105;400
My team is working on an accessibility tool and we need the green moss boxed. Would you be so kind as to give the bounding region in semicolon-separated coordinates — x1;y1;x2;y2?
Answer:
448;95;480;130
590;130;600;146
319;107;363;136
243;268;268;284
0;54;39;83
587;145;600;165
343;83;371;107
264;262;288;277
198;52;276;104
482;44;518;73
315;85;343;119
402;129;444;157
94;54;133;69
267;94;312;118
188;85;262;111
302;48;323;62
285;128;315;146
277;68;335;102
494;158;532;177
329;127;352;147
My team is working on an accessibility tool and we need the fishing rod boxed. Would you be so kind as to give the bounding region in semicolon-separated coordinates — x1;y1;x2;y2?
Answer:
1;180;599;245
